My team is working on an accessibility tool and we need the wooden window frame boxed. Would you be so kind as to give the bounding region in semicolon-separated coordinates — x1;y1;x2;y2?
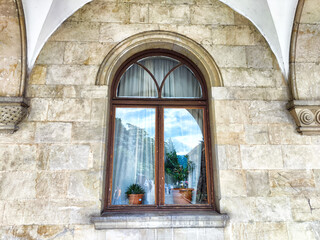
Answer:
103;49;215;213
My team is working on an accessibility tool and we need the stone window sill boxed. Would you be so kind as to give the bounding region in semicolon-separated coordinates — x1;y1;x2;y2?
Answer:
91;211;229;230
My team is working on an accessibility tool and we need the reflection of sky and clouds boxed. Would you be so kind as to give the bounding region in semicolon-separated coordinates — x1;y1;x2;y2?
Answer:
164;109;203;155
115;108;203;155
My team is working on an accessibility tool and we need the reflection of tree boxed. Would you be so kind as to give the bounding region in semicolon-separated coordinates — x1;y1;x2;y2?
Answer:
195;141;207;204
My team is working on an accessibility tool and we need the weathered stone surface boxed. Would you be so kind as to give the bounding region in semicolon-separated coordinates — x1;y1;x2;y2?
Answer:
216;124;245;145
28;98;49;121
149;4;190;24
0;17;20;58
0;171;36;199
220;170;246;197
296;24;320;63
220;197;255;222
246;46;273;69
282;145;320;169
68;171;100;200
71;2;130;23
72;123;105;142
295;63;320;100
35;122;72;143
269;124;312;145
48;144;90;170
244;124;269;145
217;145;241;170
36;172;69;199
26;85;64;98
0;144;37;171
47;99;91;122
0;57;21;96
253;197;291;221
248;101;291;124
300;0;320;24
29;65;47;85
214;100;248;124
130;4;149;23
100;23;158;42
37;41;65;65
51;21;100;42
64;42;115;65
287;222;320;240
46;65;98;85
0;0;17;17
221;68;276;87
241;145;283;169
246;171;270;197
0;122;35;143
91;98;107;124
207;45;247;68
190;3;234;25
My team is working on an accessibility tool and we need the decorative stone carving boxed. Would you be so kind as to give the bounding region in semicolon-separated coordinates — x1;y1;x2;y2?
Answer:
287;100;320;135
0;97;29;133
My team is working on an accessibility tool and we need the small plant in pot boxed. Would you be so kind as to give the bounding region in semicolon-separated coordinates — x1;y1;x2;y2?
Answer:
125;183;145;205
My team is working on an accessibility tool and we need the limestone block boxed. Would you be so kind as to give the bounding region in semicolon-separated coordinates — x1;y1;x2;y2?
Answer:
100;23;158;42
282;145;320;169
46;65;98;85
216;124;245;145
287;222;320;240
2;200;25;225
73;225;103;240
37;42;65;65
149;4;190;24
173;228;224;240
296;24;320;63
253;197;291;221
90;142;106;170
0;0;17;17
72;123;105;143
64;42;115;65
159;24;212;45
28;98;49;121
225;222;288;240
0;144;37;171
244;124;269;145
29;65;47;85
68;201;100;224
37;225;66;239
71;2;130;23
220;197;255;222
36;172;69;199
295;63;320;100
290;197;314;221
248;101;291;124
220;68;276;87
68;171;100;200
190;3;234;25
7;225;38;240
47;99;91;122
91;98;107;123
0;57;21;96
79;85;108;99
246;46;273;69
0;171;36;200
35;122;72;143
269;124;312;145
246;171;270;197
0;17;21;58
0;122;35;144
206;45;246;68
102;229;156;240
214;100;248;124
264;87;289;101
211;25;256;46
220;170;246;197
269;170;316;197
48;144;90;170
26;85;64;98
130;4;148;23
300;0;320;24
51;21;100;42
241;145;283;169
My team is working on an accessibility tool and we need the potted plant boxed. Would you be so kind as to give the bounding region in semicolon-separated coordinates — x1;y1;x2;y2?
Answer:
165;150;194;204
125;183;145;205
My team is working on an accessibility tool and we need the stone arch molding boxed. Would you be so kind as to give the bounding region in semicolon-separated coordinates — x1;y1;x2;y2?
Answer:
96;31;223;91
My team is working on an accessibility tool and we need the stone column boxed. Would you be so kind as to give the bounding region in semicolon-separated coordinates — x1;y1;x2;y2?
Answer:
0;0;28;133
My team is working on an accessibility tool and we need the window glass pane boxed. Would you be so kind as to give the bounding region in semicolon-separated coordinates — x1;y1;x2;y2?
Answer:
164;108;207;205
112;108;156;205
138;56;179;86
162;65;202;98
117;64;157;98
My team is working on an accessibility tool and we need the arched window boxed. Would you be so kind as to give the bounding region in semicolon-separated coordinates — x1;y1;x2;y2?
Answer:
104;49;214;211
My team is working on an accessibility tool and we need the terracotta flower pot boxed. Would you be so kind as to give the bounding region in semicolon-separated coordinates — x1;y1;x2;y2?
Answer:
128;194;144;205
172;188;194;204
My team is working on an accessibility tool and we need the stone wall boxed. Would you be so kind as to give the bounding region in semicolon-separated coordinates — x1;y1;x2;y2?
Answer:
1;0;320;239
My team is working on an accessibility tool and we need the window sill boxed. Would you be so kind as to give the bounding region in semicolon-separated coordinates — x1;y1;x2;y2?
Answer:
91;211;229;230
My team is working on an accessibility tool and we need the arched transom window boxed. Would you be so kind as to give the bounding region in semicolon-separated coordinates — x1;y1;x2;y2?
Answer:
105;50;214;212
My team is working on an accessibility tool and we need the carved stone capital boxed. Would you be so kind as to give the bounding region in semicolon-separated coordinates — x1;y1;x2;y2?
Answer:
287;100;320;135
0;97;29;133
